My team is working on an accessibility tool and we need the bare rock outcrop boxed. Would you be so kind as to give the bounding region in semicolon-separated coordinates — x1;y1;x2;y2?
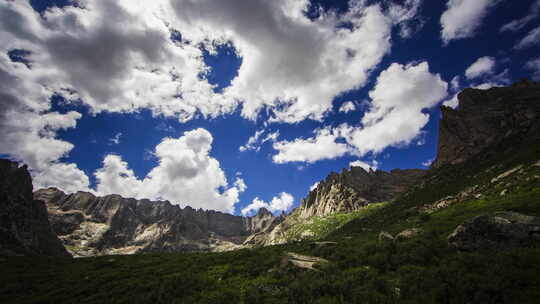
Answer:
281;252;329;271
298;167;425;219
433;82;540;168
0;160;70;257
448;212;540;251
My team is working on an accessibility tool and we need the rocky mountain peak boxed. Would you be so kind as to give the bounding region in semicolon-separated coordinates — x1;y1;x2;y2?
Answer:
433;81;540;168
297;167;425;219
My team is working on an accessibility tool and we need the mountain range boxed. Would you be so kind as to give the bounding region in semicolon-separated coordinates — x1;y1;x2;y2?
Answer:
2;79;539;258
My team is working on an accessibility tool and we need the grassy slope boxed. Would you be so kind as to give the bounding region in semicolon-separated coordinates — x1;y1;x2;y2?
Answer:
273;202;388;243
2;137;540;303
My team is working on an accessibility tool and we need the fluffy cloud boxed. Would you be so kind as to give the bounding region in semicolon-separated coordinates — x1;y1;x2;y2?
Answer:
515;26;540;50
465;56;496;80
500;0;540;32
387;0;425;38
272;62;447;163
309;182;319;191
0;0;427;125
272;128;350;164
241;192;294;216
440;0;501;44
340;62;448;155
349;160;379;171
0;48;89;192
94;128;246;213
0;0;234;123
339;101;356;113
0;0;226;193
169;0;424;123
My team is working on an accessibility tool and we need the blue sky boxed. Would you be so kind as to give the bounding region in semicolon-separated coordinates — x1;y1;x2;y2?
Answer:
1;0;540;215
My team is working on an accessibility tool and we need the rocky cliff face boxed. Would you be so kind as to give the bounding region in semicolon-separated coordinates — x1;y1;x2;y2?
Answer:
298;167;426;219
34;188;284;256
0;160;70;257
243;167;425;246
433;80;540;168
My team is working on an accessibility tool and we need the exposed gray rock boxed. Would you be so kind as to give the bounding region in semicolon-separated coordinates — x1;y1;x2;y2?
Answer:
35;188;283;256
281;252;329;271
448;212;540;251
378;231;394;243
298;167;425;219
433;83;540;168
395;228;423;241
0;159;70;257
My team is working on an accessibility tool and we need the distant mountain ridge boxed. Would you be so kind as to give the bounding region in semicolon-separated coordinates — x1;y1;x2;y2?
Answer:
34;188;284;256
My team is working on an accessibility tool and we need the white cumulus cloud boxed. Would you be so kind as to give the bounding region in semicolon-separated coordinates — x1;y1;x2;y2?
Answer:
241;192;293;216
465;56;496;80
168;0;424;123
272;61;448;163
94;128;246;213
349;160;379;171
340;61;448;156
272;128;350;164
440;0;501;44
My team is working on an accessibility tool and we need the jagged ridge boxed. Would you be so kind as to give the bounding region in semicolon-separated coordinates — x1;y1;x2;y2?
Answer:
34;188;284;256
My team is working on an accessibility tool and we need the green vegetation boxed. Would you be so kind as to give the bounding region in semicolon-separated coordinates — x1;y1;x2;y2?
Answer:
2;137;540;303
279;202;387;242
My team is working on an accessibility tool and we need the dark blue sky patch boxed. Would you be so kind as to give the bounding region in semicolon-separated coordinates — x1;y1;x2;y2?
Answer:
169;29;183;44
7;49;32;68
305;0;349;20
29;0;73;13
201;43;242;93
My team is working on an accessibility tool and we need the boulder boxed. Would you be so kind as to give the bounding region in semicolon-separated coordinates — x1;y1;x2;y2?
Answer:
281;252;329;271
448;212;540;251
378;231;394;243
395;228;423;241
